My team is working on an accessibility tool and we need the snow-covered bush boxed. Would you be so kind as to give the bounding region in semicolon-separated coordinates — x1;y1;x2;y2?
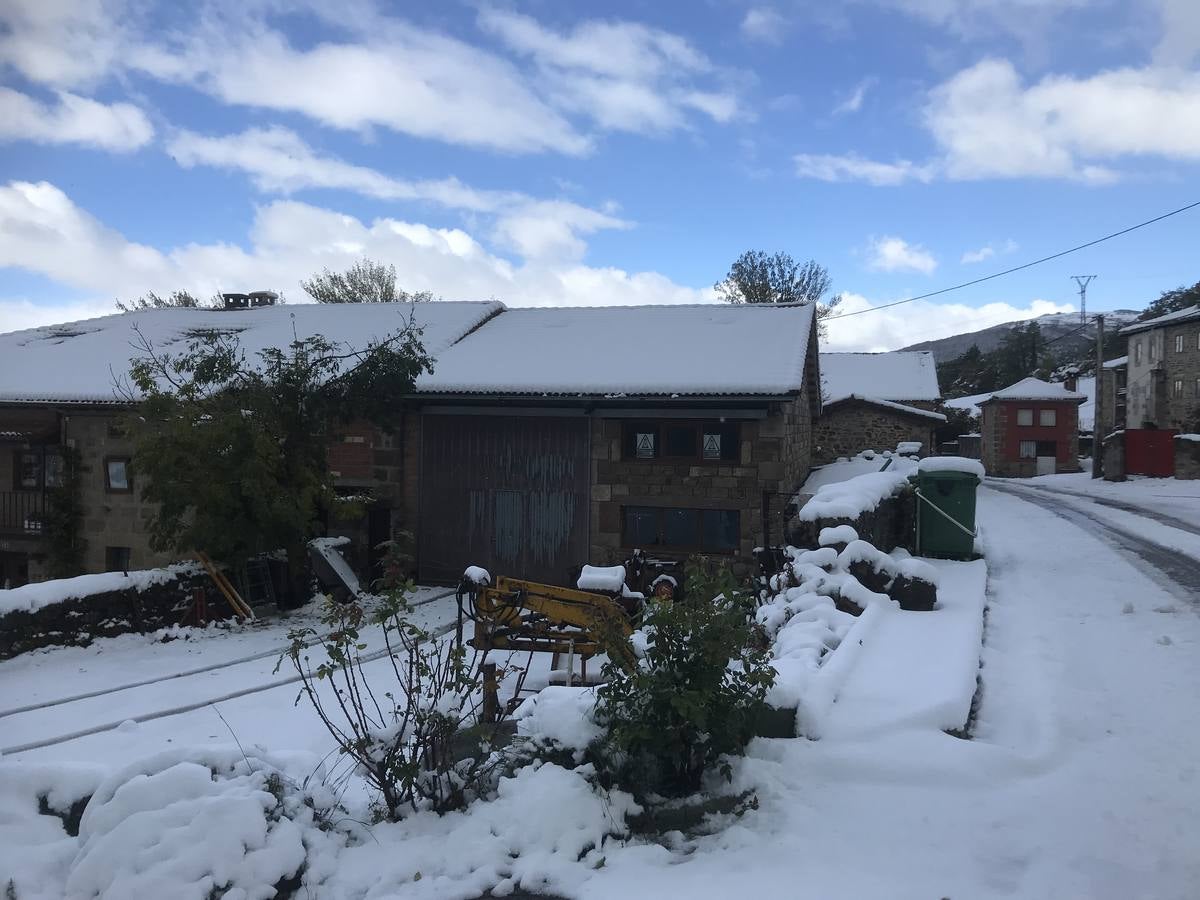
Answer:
591;560;775;800
282;583;516;821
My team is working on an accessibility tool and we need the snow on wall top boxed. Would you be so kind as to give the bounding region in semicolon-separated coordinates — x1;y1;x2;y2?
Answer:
416;303;817;396
822;395;947;422
1119;304;1200;336
977;377;1087;403
819;351;940;402
0;301;504;404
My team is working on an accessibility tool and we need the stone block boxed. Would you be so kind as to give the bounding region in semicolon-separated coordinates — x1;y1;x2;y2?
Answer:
593;484;612;502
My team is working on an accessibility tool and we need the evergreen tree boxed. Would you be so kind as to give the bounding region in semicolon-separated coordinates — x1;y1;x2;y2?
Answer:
125;317;432;604
1137;280;1200;321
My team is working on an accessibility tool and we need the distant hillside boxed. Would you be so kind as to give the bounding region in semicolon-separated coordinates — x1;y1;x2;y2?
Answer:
901;309;1140;363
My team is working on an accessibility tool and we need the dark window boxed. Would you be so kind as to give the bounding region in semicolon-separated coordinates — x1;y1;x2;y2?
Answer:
664;424;697;458
1036;440;1056;457
663;507;696;545
621;506;741;553
105;457;132;492
15;452;39;490
701;509;740;552
105;546;131;573
624;506;661;546
622;420;739;463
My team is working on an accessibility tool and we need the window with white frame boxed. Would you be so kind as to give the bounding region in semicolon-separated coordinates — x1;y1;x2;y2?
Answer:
1150;339;1157;361
1039;409;1057;426
1017;408;1034;426
1176;334;1185;353
1174;378;1184;398
1019;440;1037;458
1134;340;1143;364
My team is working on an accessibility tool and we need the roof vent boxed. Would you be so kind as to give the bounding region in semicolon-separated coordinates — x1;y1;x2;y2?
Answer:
222;291;278;310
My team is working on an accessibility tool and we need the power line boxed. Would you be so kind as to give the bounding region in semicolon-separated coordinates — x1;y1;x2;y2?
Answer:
827;198;1200;321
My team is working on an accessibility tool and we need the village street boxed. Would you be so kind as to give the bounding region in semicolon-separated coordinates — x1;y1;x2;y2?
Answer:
4;483;1200;899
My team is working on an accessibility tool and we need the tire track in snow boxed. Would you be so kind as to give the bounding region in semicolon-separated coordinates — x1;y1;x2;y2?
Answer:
1;598;462;756
995;481;1200;538
0;589;456;720
986;483;1200;602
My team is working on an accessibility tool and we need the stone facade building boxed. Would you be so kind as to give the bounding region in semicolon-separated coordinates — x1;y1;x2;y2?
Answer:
1121;305;1200;431
0;300;825;588
978;377;1086;477
812;351;944;463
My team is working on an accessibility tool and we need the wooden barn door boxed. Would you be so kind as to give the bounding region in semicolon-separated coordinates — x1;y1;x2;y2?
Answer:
418;415;590;585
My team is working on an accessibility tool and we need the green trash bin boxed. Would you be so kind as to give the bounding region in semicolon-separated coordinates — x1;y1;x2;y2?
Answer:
909;460;982;560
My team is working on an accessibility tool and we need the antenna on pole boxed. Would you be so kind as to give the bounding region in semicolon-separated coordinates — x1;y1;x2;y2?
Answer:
1071;275;1097;324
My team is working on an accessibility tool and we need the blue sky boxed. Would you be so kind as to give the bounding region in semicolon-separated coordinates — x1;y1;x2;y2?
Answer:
1;0;1198;350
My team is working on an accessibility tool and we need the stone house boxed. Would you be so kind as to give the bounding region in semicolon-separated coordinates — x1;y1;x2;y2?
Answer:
978;377;1086;477
811;351;944;464
0;300;823;587
1098;355;1128;432
0;300;503;587
1121;305;1200;431
407;303;821;583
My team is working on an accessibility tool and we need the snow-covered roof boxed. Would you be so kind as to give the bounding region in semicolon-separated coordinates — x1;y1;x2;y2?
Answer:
0;301;503;404
416;303;816;396
819;351;940;402
977;377;1087;404
1102;355;1128;369
823;394;947;422
1120;304;1200;336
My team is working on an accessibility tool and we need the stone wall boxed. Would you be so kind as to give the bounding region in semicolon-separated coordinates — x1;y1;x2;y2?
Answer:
67;413;175;574
0;568;229;659
1162;322;1200;431
786;488;916;554
1176;436;1200;480
812;401;937;465
589;396;812;575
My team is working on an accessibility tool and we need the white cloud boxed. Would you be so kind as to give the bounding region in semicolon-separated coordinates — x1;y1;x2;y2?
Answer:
0;0;127;88
823;292;1075;351
166;126;630;261
794;153;935;185
855;0;1089;46
478;8;740;132
867;236;938;274
961;238;1017;264
1156;0;1200;66
800;57;1200;185
740;7;788;44
833;77;876;114
0;87;153;151
0;181;707;333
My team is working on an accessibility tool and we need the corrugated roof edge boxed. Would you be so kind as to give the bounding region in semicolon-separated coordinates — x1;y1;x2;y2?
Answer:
1119;304;1200;335
822;394;947;421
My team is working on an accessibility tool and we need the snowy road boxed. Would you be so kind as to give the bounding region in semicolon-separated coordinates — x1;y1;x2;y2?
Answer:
987;479;1200;601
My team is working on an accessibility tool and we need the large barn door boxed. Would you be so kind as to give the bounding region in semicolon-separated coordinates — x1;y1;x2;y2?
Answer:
418;415;590;585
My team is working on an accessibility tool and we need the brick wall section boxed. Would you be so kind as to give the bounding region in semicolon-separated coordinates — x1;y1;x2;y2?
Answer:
980;399;1082;477
1176;436;1200;479
589;395;812;573
812;401;937;464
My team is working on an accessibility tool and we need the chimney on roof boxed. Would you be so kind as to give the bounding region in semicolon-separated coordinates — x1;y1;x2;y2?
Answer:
221;291;278;310
1064;373;1078;392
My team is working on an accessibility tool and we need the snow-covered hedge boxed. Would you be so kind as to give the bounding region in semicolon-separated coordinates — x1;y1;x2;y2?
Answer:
0;563;201;617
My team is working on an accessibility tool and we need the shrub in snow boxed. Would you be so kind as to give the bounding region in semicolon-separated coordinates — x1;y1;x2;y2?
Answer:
64;748;332;900
591;560;775;800
282;580;517;821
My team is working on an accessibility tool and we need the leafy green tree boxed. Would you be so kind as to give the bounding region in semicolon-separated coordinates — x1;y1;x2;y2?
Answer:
716;250;833;306
125;317;432;604
301;258;436;304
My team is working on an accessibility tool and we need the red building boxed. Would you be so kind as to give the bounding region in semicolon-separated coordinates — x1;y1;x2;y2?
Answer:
978;377;1086;477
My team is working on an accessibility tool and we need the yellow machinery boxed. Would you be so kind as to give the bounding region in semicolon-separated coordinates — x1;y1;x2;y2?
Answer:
457;576;638;681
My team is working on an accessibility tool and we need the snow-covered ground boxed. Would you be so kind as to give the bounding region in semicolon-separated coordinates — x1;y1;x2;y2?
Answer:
1008;469;1200;532
4;486;1200;898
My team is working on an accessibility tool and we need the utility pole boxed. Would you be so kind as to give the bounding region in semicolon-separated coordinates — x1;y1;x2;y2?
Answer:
1093;314;1105;479
1072;275;1097;325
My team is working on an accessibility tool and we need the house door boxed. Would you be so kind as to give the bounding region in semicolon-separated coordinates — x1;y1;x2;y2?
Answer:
1035;440;1057;475
417;415;591;585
